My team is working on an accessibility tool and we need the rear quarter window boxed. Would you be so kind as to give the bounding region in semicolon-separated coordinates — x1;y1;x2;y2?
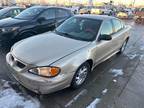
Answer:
56;9;69;18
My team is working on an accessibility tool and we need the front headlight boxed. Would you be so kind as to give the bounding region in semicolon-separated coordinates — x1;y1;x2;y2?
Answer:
29;66;61;77
1;27;19;32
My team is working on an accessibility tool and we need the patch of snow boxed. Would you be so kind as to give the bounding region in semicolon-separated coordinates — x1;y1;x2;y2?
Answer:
3;81;10;88
65;89;87;108
102;89;108;95
126;54;137;60
87;98;101;108
111;69;124;77
140;46;144;51
130;22;135;26
113;79;117;83
140;55;144;60
0;79;40;108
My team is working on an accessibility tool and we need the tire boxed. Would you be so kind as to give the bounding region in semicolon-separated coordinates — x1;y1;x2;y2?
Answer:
117;40;128;54
71;62;91;89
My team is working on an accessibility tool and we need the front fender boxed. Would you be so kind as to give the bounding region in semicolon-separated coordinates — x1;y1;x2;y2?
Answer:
50;45;93;75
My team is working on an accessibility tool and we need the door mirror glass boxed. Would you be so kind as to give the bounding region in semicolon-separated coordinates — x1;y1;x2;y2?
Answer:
99;34;112;41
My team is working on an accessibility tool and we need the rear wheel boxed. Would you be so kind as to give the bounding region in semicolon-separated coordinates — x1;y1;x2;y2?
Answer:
117;40;128;54
71;62;91;89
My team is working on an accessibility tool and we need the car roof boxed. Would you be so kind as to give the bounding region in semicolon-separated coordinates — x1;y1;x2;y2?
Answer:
4;6;24;9
0;6;24;13
30;5;70;10
75;14;116;21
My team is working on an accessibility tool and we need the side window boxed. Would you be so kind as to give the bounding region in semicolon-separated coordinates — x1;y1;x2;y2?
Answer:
56;9;69;18
3;11;11;18
40;9;55;20
101;20;113;35
11;9;20;17
121;21;125;29
112;19;122;32
16;9;22;15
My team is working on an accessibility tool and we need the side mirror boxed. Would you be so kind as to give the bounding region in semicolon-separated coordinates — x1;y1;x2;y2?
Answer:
99;34;112;41
37;17;46;23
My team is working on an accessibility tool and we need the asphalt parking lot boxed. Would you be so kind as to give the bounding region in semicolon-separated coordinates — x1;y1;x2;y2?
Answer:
0;20;144;108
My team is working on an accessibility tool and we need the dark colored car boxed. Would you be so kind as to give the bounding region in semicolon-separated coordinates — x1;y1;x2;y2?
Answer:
0;7;3;10
0;6;73;45
0;6;24;20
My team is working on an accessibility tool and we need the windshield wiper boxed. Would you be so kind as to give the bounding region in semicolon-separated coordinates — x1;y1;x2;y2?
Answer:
55;30;72;37
61;32;72;37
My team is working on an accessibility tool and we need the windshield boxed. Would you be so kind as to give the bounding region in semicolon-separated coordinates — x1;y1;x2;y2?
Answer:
15;7;44;20
55;17;102;41
0;8;9;17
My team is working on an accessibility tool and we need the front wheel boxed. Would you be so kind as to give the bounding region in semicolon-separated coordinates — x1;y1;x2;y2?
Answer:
71;62;91;89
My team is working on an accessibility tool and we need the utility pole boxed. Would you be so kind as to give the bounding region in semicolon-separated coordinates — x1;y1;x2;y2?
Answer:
11;0;16;5
69;0;71;6
133;0;136;7
56;0;58;6
89;0;93;7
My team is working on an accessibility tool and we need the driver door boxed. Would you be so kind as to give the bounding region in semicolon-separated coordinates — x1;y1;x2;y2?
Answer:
36;8;56;33
93;20;115;64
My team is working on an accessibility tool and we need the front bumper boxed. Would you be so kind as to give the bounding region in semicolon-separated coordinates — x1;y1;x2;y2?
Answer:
6;53;74;94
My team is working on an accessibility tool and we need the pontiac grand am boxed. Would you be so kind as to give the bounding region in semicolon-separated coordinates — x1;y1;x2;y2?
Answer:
6;15;131;94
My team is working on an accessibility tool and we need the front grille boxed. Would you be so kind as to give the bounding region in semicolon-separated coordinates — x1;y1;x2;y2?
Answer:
0;29;2;33
11;55;14;61
10;54;26;69
16;61;26;69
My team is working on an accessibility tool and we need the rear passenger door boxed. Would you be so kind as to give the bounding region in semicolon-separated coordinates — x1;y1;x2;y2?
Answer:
55;9;71;26
37;8;56;33
111;19;125;51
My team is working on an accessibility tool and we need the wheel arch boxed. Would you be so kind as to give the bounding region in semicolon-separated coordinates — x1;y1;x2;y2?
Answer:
18;30;37;36
85;59;93;70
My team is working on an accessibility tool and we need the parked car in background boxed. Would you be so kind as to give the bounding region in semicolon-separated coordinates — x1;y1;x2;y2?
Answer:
91;8;103;15
0;6;24;20
135;8;144;23
70;6;79;14
6;15;131;94
0;7;3;10
79;8;91;14
95;6;113;16
117;9;134;19
0;6;73;45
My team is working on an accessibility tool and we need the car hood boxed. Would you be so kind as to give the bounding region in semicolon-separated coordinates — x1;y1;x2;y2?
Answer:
12;32;90;66
0;18;28;27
